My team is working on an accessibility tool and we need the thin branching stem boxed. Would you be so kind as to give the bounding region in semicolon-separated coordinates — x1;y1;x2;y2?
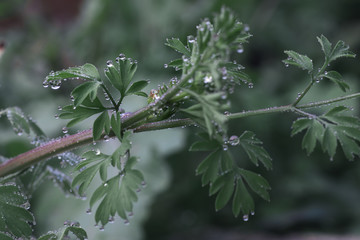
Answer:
1;91;360;178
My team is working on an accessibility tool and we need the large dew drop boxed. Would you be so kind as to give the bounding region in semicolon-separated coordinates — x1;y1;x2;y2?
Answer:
228;135;240;146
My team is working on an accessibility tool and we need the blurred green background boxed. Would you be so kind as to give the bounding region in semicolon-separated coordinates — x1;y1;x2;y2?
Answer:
1;0;360;239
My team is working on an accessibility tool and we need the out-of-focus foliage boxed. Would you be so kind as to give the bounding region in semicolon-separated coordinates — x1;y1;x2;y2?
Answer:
1;0;360;240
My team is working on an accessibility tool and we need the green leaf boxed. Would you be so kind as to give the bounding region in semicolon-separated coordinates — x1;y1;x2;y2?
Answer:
317;35;332;58
126;80;149;96
45;63;100;83
329;40;356;62
239;169;271;201
189;139;220;151
232;177;254;218
283;50;313;72
93;111;110;140
0;184;34;239
45;166;83;198
213;172;235;211
320;106;360;160
38;225;88;240
91;166;144;225
111;112;122;141
196;150;221;186
72;151;112;195
165;38;191;57
71;81;101;107
5;107;30;136
322;127;337;158
321;71;349;92
301;119;324;155
239;131;272;170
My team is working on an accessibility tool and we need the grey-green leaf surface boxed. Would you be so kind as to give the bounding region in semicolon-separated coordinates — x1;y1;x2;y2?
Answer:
0;184;34;239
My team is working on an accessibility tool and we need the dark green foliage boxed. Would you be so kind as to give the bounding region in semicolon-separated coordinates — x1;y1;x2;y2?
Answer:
38;223;87;240
0;107;45;137
0;184;34;239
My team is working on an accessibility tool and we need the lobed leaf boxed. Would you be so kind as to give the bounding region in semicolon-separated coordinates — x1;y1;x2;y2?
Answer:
239;131;272;170
321;71;349;92
283;50;313;72
92;111;110;140
71;81;101;107
165;38;191;57
45;63;100;83
0;184;34;239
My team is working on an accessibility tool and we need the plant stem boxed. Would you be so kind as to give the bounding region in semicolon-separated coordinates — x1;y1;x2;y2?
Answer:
297;92;360;109
292;60;329;106
1;91;360;178
227;105;293;119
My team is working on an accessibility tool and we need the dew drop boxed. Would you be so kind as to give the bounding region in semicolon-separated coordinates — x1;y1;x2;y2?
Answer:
51;83;61;90
95;149;101;155
187;35;196;43
64;220;71;226
57;106;62;111
86;208;92;214
104;135;110;142
108;216;115;223
164;64;168;69
43;81;49;88
285;63;289;67
251;211;255;216
188;78;194;84
62;127;68;134
244;24;250;32
119;53;126;60
124;220;130;226
237;45;244;54
103;183;108;187
224;111;231;116
106;60;113;67
99;226;105;231
70;95;75;101
243;214;249;221
222;144;228;151
228;135;240;146
248;83;254;88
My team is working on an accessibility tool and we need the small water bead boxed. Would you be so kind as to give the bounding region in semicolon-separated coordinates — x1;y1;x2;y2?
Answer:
244;24;250;32
243;214;249;221
119;53;126;60
86;208;92;214
71;221;80;227
124;220;130;226
188;78;194;84
104;135;110;142
54;114;59;119
42;81;49;88
222;144;228;151
57;106;62;111
248;83;254;88
103;183;108;187
106;60;113;67
237;45;244;54
62;127;68;134
95;149;101;155
187;35;196;43
99;226;105;231
108;216;115;223
70;95;75;101
64;220;71;226
285;63;289;67
224;111;231;116
251;211;255;216
228;135;240;146
164;64;168;69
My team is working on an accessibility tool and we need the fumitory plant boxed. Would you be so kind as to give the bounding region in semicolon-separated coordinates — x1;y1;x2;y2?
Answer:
0;7;358;239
